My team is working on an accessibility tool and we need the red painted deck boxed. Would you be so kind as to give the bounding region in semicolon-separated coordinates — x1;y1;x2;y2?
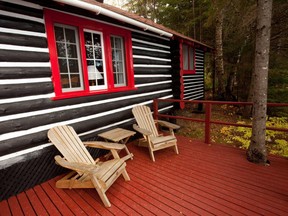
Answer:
1;135;288;215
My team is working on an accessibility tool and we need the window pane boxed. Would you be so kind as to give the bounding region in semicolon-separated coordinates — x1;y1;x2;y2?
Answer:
87;62;96;86
118;73;124;84
182;44;188;70
112;61;117;72
54;24;83;91
117;62;123;72
94;47;102;59
97;78;104;85
93;34;101;46
84;32;92;45
67;44;78;58
85;45;93;59
114;37;122;49
57;43;66;57
96;60;104;72
111;35;126;86
70;74;81;87
189;47;194;70
65;28;76;43
84;30;106;89
58;59;68;72
55;26;64;42
61;74;69;88
69;59;79;72
87;60;94;66
115;50;122;61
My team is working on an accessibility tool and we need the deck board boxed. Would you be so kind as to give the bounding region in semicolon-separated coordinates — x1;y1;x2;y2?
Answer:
47;179;86;215
1;135;288;215
41;181;74;215
64;189;99;215
24;188;48;216
16;193;36;216
0;200;11;216
7;196;24;216
33;185;61;216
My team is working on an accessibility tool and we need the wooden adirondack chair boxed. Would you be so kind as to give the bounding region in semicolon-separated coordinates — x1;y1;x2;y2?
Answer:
47;125;130;207
132;105;180;162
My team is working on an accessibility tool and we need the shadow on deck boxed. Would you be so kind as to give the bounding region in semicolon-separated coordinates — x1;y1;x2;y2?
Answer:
1;135;288;215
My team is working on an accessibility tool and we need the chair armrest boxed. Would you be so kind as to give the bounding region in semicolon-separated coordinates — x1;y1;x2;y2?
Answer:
156;120;180;130
133;124;152;136
54;155;99;174
83;141;125;150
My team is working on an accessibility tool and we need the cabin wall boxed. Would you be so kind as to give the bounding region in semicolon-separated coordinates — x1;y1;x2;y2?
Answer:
183;49;205;100
0;0;174;200
170;39;206;109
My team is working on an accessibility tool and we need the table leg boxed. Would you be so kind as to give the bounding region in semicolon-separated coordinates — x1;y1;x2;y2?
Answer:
120;137;133;160
102;140;133;161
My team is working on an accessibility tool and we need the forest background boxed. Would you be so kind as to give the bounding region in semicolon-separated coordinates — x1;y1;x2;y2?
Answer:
105;0;288;159
106;0;288;105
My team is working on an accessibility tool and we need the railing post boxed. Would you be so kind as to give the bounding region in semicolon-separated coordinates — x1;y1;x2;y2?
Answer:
153;99;159;120
205;103;211;144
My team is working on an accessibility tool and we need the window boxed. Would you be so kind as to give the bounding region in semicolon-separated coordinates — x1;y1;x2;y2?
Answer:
54;24;83;91
111;35;126;86
84;30;106;90
45;9;135;99
182;43;195;74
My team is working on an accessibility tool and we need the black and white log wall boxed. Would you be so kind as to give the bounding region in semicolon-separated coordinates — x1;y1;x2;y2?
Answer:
183;49;205;100
0;0;175;200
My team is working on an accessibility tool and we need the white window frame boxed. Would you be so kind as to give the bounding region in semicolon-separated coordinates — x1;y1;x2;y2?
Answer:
54;23;84;92
111;35;126;87
84;29;107;91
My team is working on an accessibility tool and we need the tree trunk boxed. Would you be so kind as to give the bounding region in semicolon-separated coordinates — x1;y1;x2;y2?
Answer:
247;0;273;165
226;36;249;101
192;0;196;39
199;5;202;42
243;70;254;118
214;8;225;99
225;70;236;101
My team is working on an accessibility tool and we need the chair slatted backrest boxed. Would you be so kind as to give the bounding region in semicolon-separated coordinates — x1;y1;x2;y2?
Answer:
48;125;95;165
132;105;159;137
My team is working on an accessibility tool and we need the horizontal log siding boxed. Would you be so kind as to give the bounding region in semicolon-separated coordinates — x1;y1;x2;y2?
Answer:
0;4;51;111
0;0;175;200
183;49;205;100
0;0;53;200
132;32;173;112
0;2;174;158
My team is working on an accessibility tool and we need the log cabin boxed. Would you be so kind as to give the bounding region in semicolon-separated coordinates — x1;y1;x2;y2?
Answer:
0;0;212;200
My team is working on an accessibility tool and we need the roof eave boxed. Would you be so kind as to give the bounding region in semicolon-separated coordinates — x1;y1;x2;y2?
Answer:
53;0;173;38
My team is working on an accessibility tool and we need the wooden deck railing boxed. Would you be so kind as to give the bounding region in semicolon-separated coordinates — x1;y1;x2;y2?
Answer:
153;99;288;144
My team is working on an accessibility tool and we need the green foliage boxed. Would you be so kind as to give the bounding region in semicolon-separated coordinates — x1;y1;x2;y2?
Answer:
220;117;288;157
123;0;288;104
267;68;288;116
157;0;211;40
268;69;288;104
271;139;288;157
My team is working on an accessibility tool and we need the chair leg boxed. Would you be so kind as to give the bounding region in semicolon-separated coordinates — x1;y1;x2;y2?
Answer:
174;143;179;154
149;148;155;162
122;169;130;181
96;187;111;207
91;176;111;207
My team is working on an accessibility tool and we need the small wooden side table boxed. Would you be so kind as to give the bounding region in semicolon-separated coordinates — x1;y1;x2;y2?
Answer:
98;128;136;160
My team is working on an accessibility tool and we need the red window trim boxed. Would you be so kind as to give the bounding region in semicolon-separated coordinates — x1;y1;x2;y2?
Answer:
44;9;135;100
181;40;196;75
